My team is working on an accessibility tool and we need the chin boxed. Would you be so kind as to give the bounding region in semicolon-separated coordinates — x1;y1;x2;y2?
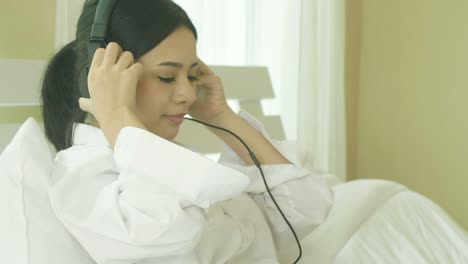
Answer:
148;121;179;141
162;127;179;142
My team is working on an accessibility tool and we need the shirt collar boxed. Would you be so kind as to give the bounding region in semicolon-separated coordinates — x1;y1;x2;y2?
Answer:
72;123;111;147
71;123;191;150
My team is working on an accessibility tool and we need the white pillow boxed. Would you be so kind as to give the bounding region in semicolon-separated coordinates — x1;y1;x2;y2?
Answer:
0;118;94;264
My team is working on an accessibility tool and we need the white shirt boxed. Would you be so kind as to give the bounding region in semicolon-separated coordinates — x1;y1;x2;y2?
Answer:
49;110;333;264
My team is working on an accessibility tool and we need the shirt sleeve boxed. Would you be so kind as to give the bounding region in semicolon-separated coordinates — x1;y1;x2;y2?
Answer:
49;126;250;263
217;110;334;251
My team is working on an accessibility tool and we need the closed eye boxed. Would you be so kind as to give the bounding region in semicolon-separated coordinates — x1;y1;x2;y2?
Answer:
159;77;175;83
159;76;198;83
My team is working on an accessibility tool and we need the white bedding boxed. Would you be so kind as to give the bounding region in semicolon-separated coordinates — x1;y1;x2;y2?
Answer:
3;118;467;263
278;179;468;263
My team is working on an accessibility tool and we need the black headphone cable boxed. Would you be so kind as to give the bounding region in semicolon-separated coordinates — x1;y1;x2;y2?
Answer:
184;117;303;264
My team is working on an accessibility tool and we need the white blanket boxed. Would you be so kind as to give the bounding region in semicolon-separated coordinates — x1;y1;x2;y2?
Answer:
278;179;468;263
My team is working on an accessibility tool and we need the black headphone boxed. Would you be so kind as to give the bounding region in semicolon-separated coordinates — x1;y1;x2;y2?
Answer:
78;0;118;99
77;0;303;262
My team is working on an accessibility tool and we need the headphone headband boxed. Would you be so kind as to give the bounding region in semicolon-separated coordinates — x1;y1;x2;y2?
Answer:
90;0;117;41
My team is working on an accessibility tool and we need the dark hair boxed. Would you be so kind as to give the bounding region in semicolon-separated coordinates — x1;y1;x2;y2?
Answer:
41;0;197;152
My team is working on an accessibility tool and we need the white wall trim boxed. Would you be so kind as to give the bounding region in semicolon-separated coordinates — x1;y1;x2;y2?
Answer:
0;58;48;106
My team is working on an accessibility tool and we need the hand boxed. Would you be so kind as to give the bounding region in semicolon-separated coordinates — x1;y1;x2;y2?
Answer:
188;58;234;124
78;42;144;126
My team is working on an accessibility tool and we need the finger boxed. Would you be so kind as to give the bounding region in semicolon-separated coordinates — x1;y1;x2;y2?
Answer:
197;58;215;75
89;48;105;73
127;62;144;81
78;97;93;114
120;63;143;101
116;51;135;70
102;42;123;66
193;74;219;87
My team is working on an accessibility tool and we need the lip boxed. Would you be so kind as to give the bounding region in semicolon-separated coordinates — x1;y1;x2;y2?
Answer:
164;113;186;125
166;113;187;118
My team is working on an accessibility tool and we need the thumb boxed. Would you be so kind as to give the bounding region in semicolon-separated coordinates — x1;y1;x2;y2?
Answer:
78;97;94;114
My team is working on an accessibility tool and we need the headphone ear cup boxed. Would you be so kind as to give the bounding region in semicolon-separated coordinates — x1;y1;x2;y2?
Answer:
78;66;90;98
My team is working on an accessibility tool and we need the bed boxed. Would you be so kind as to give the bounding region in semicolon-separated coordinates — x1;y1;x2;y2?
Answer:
3;117;468;264
279;179;468;263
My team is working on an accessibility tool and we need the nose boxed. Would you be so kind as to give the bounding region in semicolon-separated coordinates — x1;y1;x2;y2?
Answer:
173;77;197;105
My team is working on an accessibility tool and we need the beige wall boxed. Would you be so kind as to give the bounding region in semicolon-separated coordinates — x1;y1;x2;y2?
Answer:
345;0;361;182
0;0;54;151
0;0;56;60
347;0;468;230
0;0;55;111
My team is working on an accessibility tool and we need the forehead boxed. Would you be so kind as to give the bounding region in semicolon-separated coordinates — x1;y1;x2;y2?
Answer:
138;27;197;67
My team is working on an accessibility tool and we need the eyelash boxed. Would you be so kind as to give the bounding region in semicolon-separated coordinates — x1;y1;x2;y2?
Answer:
159;76;199;83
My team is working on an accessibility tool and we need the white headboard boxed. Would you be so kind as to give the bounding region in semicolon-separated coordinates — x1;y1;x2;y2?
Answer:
0;58;285;155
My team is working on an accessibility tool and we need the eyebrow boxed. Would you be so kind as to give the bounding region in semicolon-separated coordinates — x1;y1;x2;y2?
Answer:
157;61;199;68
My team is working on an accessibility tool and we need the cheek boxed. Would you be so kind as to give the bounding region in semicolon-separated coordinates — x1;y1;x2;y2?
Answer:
137;79;169;103
138;79;164;97
136;81;168;114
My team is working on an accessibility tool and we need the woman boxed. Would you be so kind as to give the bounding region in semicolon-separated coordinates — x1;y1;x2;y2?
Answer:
41;0;333;263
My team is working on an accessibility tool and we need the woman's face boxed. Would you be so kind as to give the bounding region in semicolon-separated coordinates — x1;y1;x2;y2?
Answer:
135;27;199;141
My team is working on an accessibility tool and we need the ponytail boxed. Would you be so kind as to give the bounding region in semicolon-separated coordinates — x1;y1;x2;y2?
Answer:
41;40;86;152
